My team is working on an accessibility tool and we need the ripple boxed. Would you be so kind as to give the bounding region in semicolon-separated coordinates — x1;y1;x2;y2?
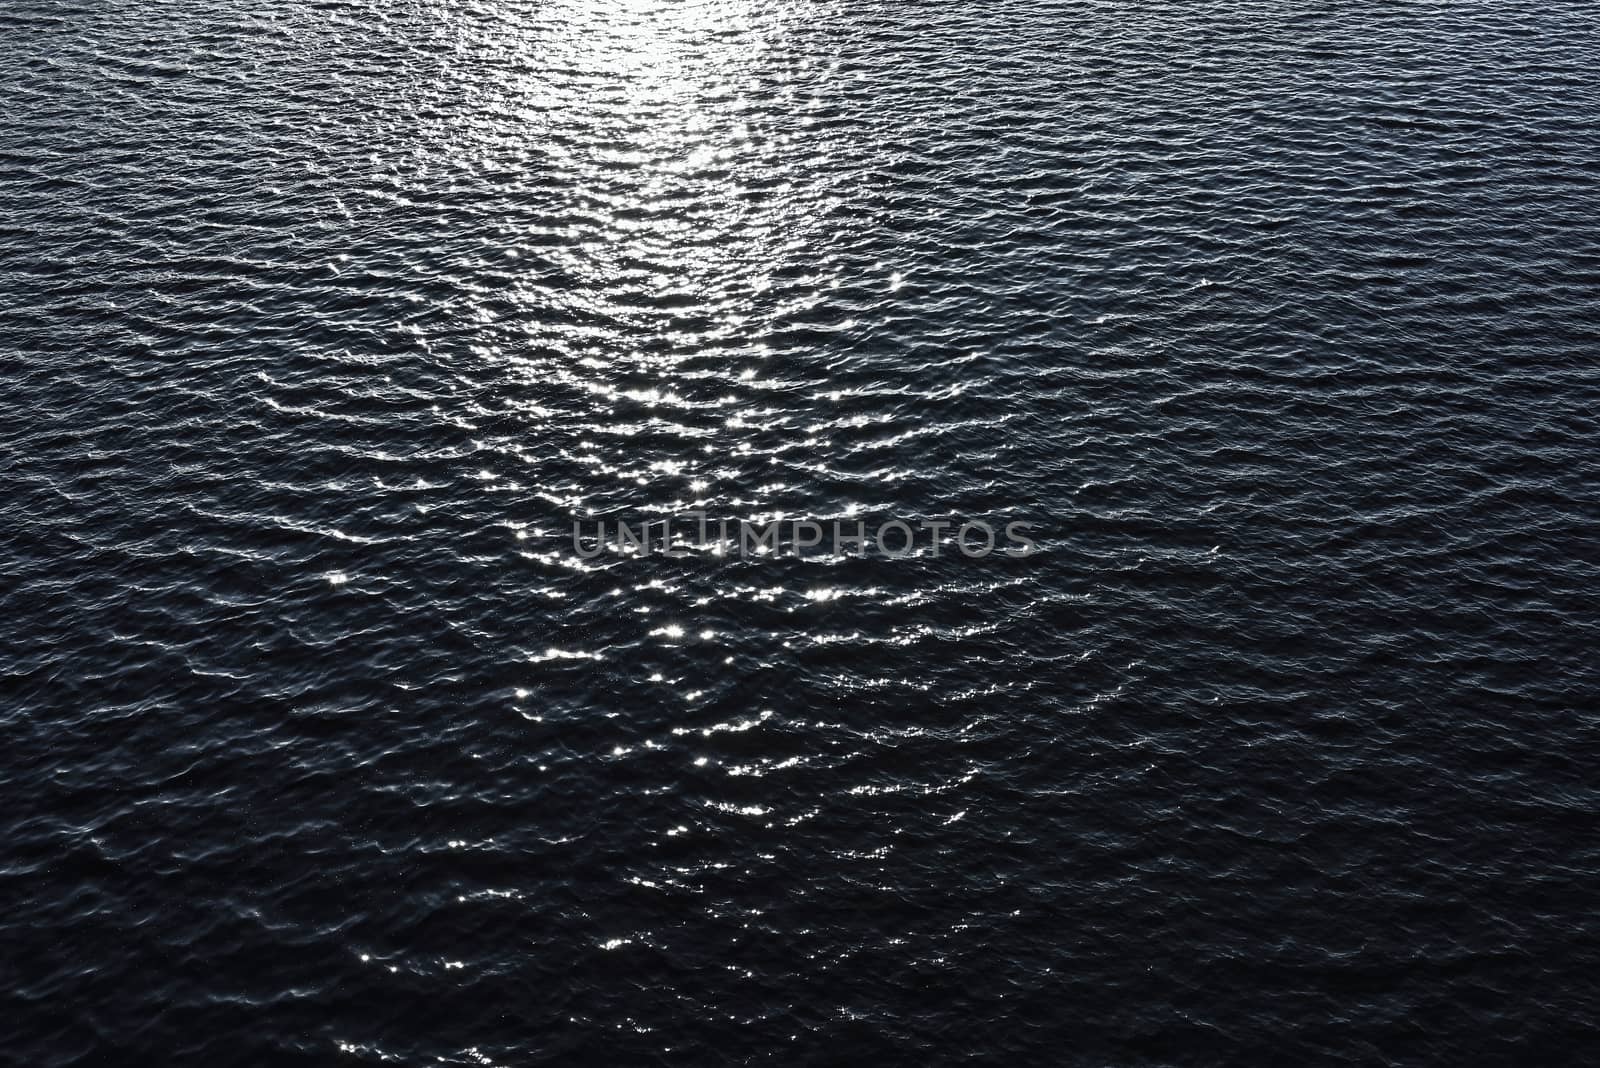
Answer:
4;0;1600;1063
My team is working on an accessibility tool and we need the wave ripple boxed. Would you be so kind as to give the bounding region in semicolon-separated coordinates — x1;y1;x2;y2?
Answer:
3;0;1599;1063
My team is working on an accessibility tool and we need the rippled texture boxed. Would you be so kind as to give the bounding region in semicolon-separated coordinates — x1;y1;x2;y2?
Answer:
4;0;1599;1063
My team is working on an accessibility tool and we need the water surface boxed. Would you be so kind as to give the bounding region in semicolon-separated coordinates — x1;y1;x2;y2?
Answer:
3;0;1599;1063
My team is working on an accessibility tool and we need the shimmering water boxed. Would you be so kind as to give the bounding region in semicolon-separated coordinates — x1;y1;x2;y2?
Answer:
4;0;1599;1063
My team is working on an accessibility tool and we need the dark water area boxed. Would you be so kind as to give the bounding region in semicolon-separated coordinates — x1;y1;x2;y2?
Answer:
3;0;1599;1063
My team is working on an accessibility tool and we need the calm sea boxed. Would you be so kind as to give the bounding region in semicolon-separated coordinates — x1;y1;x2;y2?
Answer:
3;0;1598;1063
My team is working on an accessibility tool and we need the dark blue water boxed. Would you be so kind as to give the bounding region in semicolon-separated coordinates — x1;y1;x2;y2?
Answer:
4;0;1599;1063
